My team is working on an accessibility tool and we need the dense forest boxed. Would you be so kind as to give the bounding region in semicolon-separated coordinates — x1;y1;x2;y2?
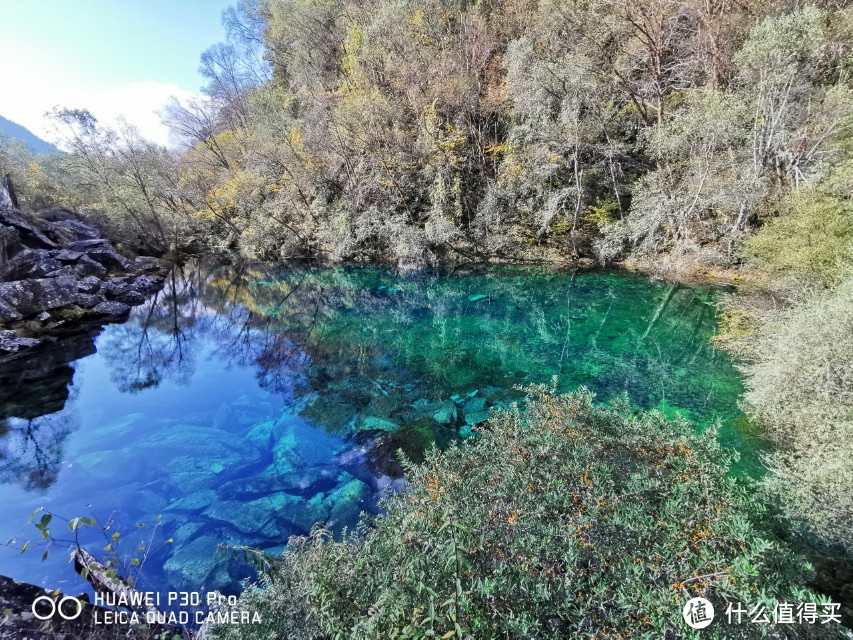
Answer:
1;0;852;635
0;0;849;272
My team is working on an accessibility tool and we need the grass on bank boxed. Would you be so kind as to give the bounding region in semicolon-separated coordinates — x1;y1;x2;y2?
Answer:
208;385;840;640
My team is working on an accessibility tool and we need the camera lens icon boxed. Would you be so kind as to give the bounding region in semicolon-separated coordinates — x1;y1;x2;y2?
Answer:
32;595;84;621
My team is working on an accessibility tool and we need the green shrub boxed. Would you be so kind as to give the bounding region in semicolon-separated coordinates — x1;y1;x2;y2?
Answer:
742;182;853;288
743;279;853;557
210;386;837;639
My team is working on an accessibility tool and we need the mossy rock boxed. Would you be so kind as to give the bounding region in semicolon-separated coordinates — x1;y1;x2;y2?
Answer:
57;306;85;321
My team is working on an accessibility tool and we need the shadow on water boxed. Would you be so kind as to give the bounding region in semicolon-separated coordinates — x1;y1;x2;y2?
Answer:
0;262;763;597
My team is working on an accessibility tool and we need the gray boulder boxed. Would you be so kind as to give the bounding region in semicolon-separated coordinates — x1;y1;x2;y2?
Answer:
77;276;102;293
131;255;165;274
0;249;62;281
0;206;57;249
41;218;100;244
68;239;131;270
0;276;78;317
0;329;39;355
43;265;78;279
131;274;162;293
0;224;20;262
73;254;107;278
0;176;165;335
114;290;146;305
71;292;103;308
86;245;131;270
91;300;131;319
67;238;110;251
0;297;21;322
53;249;84;262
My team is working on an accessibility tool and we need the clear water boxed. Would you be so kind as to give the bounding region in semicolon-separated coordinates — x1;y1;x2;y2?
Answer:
0;264;761;599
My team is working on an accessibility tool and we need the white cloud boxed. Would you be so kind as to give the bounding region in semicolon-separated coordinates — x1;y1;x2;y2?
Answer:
0;72;203;149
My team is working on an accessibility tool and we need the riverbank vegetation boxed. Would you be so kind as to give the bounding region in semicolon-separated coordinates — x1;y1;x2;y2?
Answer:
208;386;838;639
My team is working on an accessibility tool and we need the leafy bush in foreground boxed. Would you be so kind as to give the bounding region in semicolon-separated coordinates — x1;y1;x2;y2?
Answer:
210;386;838;639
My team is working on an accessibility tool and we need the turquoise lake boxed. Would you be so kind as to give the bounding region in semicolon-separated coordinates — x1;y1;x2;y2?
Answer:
0;265;761;599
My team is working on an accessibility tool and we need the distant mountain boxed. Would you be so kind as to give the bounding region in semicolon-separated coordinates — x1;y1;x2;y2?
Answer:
0;115;60;155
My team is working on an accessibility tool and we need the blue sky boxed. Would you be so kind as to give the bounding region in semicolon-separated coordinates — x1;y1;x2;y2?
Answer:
0;0;235;146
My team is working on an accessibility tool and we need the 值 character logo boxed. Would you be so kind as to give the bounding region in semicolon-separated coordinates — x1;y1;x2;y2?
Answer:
683;596;715;630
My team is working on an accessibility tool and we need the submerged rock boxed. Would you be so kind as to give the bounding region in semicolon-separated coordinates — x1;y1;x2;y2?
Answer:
464;409;491;426
167;489;219;512
76;412;146;448
219;464;341;500
245;418;276;444
432;401;458;425
204;500;279;534
325;477;367;526
212;402;231;430
248;491;330;536
300;398;357;433
463;396;486;413
358;415;399;433
163;535;232;591
273;416;346;468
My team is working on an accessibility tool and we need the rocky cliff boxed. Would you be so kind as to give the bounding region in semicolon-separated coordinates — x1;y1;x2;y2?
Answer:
0;175;168;364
